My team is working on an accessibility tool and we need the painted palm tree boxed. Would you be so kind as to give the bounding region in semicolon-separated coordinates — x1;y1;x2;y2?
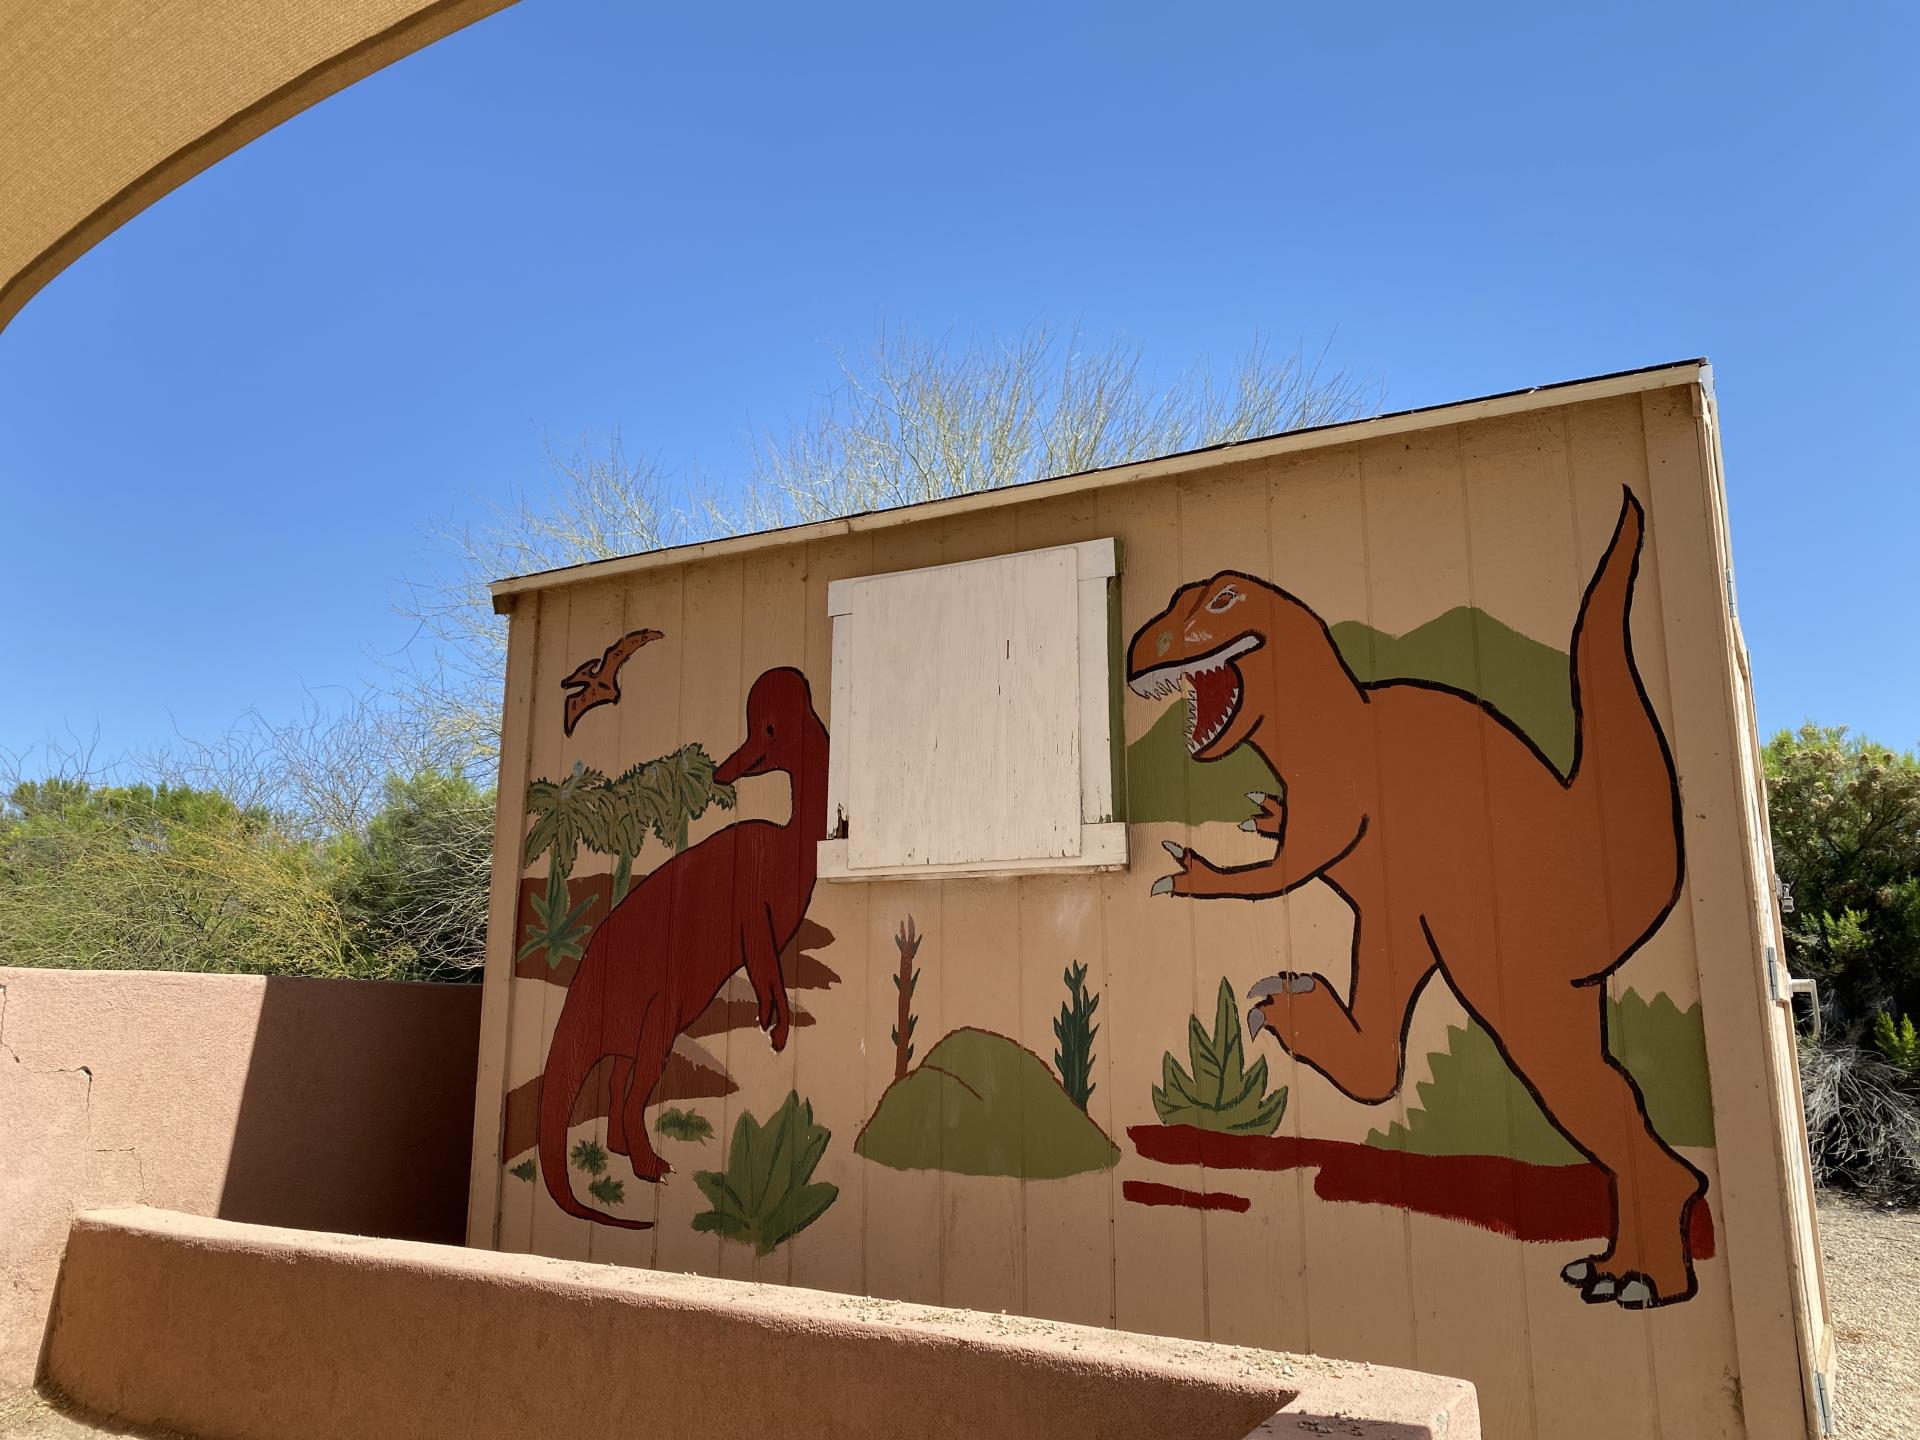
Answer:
518;761;612;969
601;745;736;900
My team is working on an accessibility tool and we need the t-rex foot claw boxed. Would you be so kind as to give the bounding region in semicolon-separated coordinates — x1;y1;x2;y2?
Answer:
1563;1258;1669;1309
1246;972;1317;1000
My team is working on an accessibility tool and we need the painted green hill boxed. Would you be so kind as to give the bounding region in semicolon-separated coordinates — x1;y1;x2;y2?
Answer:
1367;990;1715;1164
854;1027;1120;1179
1125;605;1574;824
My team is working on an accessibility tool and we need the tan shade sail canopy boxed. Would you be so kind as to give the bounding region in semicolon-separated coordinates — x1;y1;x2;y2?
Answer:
0;0;517;334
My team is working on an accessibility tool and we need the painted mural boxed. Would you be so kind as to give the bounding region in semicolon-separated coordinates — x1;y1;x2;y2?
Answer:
854;919;1120;1178
560;627;663;736
1122;486;1709;1310
498;489;1720;1296
480;390;1804;1440
532;664;833;1232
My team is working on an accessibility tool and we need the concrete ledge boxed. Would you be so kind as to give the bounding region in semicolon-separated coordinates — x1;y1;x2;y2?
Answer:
42;1209;1478;1439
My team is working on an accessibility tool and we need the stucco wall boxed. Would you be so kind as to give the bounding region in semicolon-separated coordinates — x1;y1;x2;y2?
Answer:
0;967;481;1388
41;1207;1480;1440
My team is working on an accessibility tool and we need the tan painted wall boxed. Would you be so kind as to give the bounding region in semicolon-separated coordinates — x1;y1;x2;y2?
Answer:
42;1207;1481;1439
0;967;481;1388
471;372;1829;1440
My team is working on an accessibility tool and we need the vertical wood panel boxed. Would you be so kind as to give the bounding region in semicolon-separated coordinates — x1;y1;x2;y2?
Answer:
471;596;537;1251
1101;474;1207;1342
795;531;874;1300
1010;489;1121;1329
607;563;693;1275
526;587;594;1264
1640;388;1809;1439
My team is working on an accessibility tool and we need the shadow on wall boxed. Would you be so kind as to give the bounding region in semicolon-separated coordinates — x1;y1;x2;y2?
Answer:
216;976;480;1243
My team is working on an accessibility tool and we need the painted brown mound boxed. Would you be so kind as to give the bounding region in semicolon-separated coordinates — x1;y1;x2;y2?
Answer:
1128;1124;1716;1257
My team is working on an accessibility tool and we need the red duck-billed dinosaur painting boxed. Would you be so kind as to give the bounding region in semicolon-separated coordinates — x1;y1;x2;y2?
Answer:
538;666;829;1229
1125;487;1709;1310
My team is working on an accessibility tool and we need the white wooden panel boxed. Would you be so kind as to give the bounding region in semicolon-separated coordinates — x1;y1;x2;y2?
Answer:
845;546;1081;869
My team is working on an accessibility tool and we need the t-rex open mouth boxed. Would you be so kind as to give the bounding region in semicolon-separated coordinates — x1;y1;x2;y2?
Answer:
1128;634;1263;755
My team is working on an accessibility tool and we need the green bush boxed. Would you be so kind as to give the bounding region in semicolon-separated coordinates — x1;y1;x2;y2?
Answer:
1872;1012;1920;1081
1765;726;1920;1029
692;1092;839;1254
1152;978;1288;1135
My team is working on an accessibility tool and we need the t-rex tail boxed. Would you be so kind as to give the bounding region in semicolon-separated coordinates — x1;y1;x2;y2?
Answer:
1566;486;1684;949
538;1005;655;1231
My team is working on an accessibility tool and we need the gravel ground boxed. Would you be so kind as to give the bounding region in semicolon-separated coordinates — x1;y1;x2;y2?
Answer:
5;1200;1914;1438
1818;1194;1920;1438
0;1390;185;1439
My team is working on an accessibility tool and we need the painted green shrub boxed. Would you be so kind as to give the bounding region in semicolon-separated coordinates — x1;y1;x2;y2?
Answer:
656;1107;715;1143
509;1159;535;1182
693;1093;839;1255
1153;978;1288;1135
1053;961;1100;1111
588;1175;627;1206
1367;990;1716;1162
569;1137;609;1176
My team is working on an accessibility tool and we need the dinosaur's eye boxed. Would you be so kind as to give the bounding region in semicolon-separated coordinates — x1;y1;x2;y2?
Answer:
765;723;775;736
1206;585;1245;614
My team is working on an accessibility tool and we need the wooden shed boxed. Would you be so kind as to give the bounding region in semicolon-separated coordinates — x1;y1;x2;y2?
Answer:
466;360;1834;1439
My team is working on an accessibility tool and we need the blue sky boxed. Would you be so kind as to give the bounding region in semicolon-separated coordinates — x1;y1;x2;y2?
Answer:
2;0;1914;772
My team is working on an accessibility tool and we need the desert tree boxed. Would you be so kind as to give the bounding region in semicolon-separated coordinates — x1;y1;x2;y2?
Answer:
397;325;1378;768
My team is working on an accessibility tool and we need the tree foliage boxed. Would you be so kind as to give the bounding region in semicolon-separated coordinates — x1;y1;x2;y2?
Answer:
399;325;1377;766
4;324;1372;986
1764;724;1920;1029
0;766;494;982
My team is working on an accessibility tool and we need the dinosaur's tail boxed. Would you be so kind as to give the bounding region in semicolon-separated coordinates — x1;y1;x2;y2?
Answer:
1566;487;1684;947
539;993;655;1231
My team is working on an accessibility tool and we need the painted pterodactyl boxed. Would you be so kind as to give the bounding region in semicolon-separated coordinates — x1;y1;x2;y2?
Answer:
561;628;665;736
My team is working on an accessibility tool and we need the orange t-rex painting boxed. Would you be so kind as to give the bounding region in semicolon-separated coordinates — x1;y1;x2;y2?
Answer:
1125;487;1708;1310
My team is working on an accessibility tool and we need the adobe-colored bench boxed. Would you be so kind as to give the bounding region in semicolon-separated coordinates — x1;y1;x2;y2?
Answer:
39;1208;1478;1439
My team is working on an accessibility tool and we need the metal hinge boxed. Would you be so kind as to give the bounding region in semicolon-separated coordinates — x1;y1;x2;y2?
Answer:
1813;1369;1835;1434
1725;568;1738;617
1765;944;1784;1001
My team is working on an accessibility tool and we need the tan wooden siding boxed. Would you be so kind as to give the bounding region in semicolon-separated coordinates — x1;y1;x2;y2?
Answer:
468;382;1823;1440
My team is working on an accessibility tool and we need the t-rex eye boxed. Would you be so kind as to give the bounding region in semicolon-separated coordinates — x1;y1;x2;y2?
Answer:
1205;585;1245;614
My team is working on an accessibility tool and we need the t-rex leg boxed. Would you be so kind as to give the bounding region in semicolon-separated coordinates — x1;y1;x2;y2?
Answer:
620;1004;678;1183
1247;883;1435;1104
1466;972;1707;1308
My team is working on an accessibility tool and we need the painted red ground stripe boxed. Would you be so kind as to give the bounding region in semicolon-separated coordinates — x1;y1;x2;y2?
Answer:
1122;1180;1253;1213
1126;1124;1716;1259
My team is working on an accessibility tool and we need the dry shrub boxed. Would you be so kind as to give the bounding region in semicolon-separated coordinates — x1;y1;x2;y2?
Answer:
1799;1039;1920;1205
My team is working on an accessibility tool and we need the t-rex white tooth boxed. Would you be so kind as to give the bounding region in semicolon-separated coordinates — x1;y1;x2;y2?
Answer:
1246;791;1270;805
1162;840;1187;860
1149;875;1175;897
1246;1006;1267;1039
1239;818;1258;832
